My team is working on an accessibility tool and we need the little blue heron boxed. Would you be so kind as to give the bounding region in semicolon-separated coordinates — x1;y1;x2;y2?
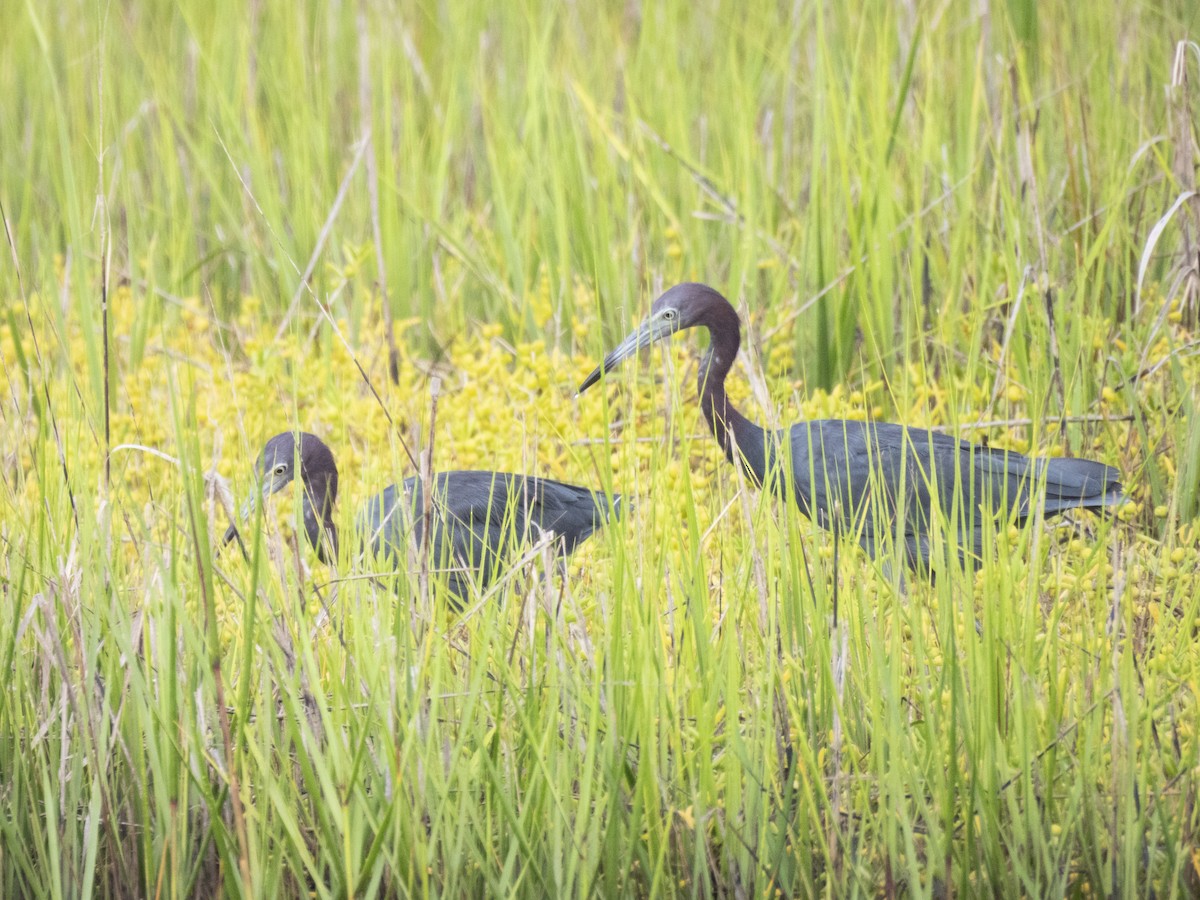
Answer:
222;432;621;601
579;282;1124;574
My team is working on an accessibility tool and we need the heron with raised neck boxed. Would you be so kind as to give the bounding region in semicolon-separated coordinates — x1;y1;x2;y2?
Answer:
579;282;1124;574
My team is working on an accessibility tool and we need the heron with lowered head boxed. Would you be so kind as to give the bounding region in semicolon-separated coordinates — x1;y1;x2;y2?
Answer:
223;431;621;602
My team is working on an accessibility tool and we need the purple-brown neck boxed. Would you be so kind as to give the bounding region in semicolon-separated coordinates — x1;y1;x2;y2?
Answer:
264;432;341;563
689;290;767;487
301;475;340;563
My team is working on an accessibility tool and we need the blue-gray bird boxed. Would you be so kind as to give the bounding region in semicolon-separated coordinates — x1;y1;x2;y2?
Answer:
223;432;620;601
579;283;1124;573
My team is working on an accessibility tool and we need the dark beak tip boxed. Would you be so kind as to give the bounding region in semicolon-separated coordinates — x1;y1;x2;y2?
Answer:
577;368;603;395
221;521;250;563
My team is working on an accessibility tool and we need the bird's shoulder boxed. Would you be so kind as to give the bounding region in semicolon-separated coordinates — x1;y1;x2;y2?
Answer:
785;419;985;454
782;419;902;455
422;471;600;521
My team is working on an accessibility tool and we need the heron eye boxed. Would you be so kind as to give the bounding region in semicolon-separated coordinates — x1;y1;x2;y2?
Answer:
273;464;287;476
663;309;677;321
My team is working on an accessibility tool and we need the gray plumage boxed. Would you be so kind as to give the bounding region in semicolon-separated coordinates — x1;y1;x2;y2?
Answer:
579;282;1123;572
224;432;620;600
360;472;621;599
771;420;1122;568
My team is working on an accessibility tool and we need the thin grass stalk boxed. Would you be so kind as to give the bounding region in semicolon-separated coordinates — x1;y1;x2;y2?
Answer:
357;8;399;385
418;376;440;617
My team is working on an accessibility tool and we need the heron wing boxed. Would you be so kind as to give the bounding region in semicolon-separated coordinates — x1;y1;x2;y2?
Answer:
784;421;929;534
418;472;619;585
785;419;1123;566
514;476;622;554
360;472;619;597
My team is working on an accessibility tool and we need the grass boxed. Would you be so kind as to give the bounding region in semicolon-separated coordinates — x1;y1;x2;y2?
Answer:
2;0;1200;896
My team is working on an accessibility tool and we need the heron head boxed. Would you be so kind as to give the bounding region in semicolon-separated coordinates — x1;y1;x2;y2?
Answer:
578;283;720;393
222;432;339;549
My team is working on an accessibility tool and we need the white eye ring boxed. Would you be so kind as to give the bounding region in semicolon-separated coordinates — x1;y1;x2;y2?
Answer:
662;309;677;321
273;464;287;476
